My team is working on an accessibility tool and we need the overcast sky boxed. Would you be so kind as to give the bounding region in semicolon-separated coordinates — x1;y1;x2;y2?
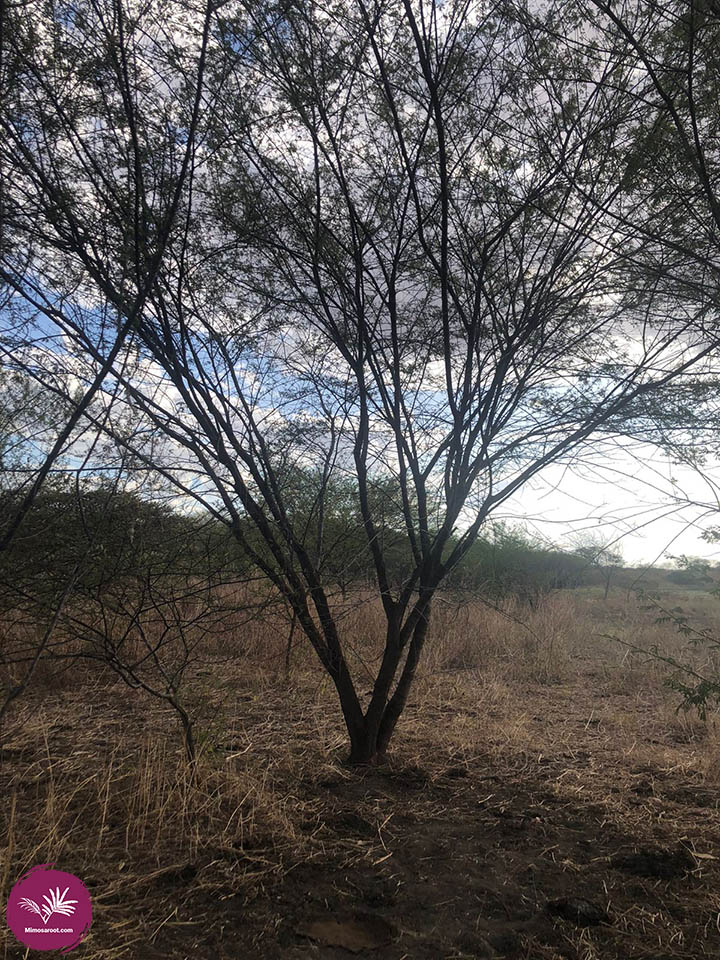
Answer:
499;440;720;567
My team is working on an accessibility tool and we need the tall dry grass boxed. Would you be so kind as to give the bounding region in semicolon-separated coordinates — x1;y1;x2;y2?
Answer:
4;582;720;725
421;590;580;682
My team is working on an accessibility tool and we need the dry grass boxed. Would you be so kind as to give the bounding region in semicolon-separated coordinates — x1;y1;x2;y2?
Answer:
2;583;720;958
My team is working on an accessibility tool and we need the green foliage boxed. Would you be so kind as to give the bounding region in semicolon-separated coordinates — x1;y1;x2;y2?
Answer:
0;482;245;603
236;466;414;592
664;556;716;588
449;524;589;602
570;535;624;599
0;369;69;485
0;474;591;608
249;469;590;601
665;674;720;722
635;563;720;721
573;539;622;570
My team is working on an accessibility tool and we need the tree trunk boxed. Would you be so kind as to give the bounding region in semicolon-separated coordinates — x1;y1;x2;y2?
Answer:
284;608;297;680
345;600;433;764
348;722;386;765
377;605;431;753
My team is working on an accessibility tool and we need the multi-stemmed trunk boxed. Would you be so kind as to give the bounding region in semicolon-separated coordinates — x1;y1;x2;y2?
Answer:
342;601;433;765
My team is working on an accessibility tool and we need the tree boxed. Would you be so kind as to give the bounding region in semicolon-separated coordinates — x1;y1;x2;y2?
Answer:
2;0;720;762
579;1;720;562
586;0;720;255
0;369;68;488
572;535;624;600
452;525;589;602
579;0;720;387
0;476;269;767
0;0;219;550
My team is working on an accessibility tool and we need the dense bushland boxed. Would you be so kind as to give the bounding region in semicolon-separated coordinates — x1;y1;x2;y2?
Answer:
0;483;592;608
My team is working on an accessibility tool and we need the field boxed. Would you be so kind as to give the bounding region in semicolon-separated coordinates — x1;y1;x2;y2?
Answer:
2;584;720;959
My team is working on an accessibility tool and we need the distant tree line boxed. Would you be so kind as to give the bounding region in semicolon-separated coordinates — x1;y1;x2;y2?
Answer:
0;478;595;609
0;484;243;594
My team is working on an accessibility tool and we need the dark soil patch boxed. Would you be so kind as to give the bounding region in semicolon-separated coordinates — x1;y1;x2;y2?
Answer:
611;846;696;879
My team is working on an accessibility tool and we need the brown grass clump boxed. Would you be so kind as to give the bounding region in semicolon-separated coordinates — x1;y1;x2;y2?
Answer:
422;590;580;683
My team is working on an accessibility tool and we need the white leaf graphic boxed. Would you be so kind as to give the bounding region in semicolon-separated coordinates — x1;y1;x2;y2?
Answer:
38;886;78;924
19;897;44;918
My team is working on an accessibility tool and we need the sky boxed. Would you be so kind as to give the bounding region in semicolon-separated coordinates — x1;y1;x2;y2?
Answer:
499;441;720;567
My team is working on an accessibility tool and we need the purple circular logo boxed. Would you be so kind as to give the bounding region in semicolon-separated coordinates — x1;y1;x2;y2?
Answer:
6;865;92;952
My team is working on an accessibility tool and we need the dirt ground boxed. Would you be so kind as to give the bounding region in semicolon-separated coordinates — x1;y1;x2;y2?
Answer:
2;590;720;959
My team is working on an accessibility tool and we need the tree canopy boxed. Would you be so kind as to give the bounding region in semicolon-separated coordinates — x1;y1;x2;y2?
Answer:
2;0;720;760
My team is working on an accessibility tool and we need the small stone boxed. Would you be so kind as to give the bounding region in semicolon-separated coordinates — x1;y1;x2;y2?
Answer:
296;913;396;953
546;897;611;926
442;765;470;779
